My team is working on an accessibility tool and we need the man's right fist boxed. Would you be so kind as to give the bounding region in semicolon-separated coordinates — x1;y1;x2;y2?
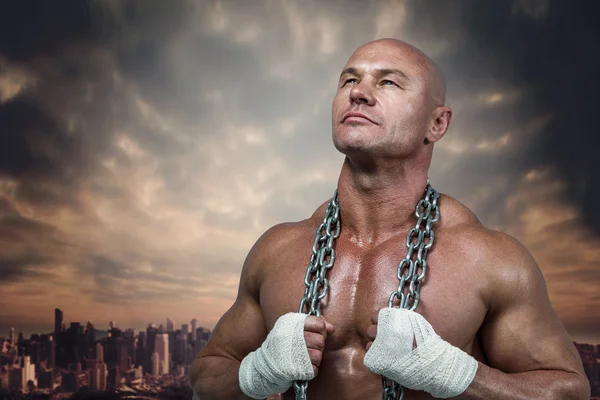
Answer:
239;313;334;399
304;316;335;376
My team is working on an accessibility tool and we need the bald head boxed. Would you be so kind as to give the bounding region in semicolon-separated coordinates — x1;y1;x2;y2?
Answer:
349;38;447;106
332;38;453;161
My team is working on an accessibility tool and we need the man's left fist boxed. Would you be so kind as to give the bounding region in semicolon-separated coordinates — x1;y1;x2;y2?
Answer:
364;308;478;399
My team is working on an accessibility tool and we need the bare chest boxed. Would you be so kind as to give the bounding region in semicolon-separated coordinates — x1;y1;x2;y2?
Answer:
259;234;489;353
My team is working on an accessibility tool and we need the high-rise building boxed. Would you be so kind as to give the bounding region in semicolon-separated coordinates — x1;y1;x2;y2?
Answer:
85;321;96;349
96;342;104;363
174;330;188;367
135;331;146;368
186;343;195;365
166;318;175;332
151;352;160;377
107;328;122;365
48;336;56;369
9;367;23;390
88;362;99;391
119;341;129;373
22;356;37;389
98;362;107;391
146;324;158;374
107;366;121;389
154;333;169;375
54;309;63;338
9;327;14;345
109;321;116;329
182;324;189;335
89;361;107;391
62;370;78;392
191;319;198;341
37;368;53;389
123;329;136;367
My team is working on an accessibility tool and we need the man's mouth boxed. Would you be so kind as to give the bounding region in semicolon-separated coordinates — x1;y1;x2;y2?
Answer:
342;112;376;124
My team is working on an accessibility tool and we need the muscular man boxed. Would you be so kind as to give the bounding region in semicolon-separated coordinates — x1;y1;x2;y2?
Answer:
189;39;590;399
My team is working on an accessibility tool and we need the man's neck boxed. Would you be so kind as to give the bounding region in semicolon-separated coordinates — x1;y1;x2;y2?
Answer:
336;156;430;247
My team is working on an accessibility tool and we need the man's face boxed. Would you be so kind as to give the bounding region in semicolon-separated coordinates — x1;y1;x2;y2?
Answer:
331;41;434;159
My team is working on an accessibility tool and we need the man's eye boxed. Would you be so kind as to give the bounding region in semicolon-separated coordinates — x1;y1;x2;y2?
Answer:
381;80;396;86
344;78;359;85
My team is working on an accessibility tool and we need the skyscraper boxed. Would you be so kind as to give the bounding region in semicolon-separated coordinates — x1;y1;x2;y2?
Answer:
182;324;189;335
154;333;169;375
146;324;158;374
109;321;116;329
90;362;107;391
191;319;198;341
9;327;14;345
151;352;160;377
119;341;129;373
166;318;174;332
48;336;56;369
85;321;96;347
96;342;104;363
54;308;63;338
22;356;37;388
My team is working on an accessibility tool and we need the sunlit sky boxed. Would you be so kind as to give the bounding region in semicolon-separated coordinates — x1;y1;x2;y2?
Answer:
0;0;599;344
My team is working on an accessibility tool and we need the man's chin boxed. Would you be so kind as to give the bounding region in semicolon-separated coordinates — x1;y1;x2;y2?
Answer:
333;139;378;158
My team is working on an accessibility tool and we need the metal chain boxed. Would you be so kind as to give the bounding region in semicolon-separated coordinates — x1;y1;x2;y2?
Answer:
382;182;440;400
293;191;340;400
294;182;439;400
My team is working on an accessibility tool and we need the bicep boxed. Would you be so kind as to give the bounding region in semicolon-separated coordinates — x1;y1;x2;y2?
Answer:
200;289;268;362
196;227;281;363
480;240;584;375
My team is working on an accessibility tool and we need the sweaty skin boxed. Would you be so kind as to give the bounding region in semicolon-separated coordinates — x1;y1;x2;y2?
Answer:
190;39;590;400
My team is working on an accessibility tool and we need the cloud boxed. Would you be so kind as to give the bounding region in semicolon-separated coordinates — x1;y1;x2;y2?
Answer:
502;167;600;335
0;0;597;343
428;0;600;234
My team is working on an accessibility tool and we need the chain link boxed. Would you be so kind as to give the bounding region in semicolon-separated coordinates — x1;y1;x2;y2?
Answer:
294;182;439;400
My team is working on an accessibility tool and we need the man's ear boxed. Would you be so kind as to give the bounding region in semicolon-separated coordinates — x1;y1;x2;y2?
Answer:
425;106;452;143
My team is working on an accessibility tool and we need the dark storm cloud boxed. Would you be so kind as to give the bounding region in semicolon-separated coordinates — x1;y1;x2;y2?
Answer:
0;0;196;195
0;256;49;282
0;101;88;206
405;0;600;234
0;214;67;282
0;0;95;61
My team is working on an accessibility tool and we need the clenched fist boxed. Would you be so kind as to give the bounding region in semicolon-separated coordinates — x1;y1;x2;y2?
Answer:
304;316;335;376
239;313;335;399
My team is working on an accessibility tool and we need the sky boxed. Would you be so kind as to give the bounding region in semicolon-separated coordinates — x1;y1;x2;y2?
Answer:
0;0;599;344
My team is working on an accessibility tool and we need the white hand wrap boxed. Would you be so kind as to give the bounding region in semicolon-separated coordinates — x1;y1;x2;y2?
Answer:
239;313;314;399
364;308;478;399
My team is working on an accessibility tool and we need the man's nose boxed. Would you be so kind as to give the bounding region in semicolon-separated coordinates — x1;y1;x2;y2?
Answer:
349;83;375;106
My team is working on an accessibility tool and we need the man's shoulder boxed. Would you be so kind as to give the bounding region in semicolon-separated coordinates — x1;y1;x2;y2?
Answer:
248;201;329;262
254;220;309;251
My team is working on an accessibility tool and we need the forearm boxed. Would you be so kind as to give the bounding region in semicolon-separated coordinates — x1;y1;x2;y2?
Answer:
189;355;249;400
458;362;591;400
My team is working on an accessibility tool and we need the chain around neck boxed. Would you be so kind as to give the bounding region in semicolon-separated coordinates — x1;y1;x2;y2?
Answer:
294;181;441;400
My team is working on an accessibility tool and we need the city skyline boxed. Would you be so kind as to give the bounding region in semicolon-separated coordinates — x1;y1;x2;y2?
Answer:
1;312;208;340
0;306;209;396
1;0;600;346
